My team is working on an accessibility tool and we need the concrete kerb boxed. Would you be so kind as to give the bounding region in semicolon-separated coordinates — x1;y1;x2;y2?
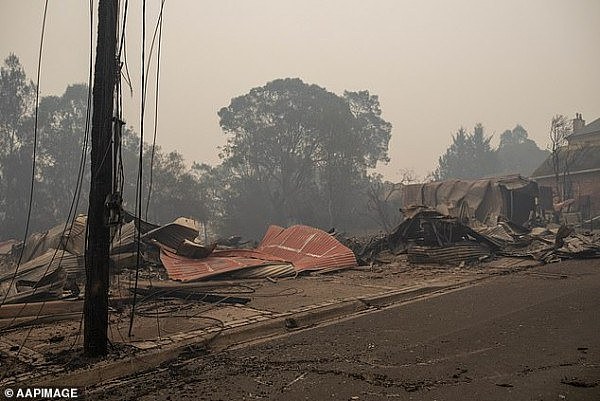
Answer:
26;278;484;389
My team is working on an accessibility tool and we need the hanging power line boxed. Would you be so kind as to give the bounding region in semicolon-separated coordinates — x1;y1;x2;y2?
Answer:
128;0;147;337
117;0;133;94
0;0;95;377
0;1;96;361
145;0;166;220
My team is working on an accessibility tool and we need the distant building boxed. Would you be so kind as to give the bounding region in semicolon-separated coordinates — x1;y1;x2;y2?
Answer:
568;114;600;146
531;114;600;219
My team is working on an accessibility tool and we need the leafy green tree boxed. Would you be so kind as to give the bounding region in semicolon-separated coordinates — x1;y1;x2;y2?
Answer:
0;57;92;240
1;61;391;241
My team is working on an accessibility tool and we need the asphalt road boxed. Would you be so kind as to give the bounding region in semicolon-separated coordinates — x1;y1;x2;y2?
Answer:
91;259;600;401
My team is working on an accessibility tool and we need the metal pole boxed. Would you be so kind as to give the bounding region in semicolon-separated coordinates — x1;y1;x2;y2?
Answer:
84;0;117;357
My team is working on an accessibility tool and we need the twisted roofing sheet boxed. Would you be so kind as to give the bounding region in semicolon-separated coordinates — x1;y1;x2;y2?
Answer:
160;225;357;282
256;224;358;271
160;249;282;282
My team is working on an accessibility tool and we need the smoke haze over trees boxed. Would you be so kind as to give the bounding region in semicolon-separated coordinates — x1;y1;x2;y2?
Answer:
1;54;554;242
214;78;392;238
434;123;549;181
0;56;395;241
0;55;209;241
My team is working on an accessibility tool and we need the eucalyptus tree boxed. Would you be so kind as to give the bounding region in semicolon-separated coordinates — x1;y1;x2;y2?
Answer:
217;78;391;237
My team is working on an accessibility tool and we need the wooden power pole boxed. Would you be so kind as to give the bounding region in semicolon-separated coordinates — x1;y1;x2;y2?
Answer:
84;0;118;357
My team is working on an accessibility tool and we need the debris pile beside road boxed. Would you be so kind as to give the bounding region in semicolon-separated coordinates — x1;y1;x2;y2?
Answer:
1;205;599;305
0;219;359;303
499;226;600;263
159;224;358;282
0;213;157;304
345;206;499;266
353;205;600;266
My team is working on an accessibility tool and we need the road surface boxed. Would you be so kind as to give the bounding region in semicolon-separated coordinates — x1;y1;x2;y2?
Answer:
90;259;600;401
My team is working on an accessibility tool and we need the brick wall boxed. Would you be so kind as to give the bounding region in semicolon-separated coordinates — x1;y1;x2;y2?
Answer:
535;172;600;217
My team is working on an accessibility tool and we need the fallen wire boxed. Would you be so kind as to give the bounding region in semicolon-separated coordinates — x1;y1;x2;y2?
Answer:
249;287;303;297
148;276;161;340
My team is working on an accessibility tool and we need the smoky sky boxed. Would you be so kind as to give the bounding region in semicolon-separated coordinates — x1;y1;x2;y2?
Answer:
1;0;599;180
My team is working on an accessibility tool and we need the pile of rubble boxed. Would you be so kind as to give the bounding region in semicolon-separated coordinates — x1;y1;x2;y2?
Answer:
0;213;160;304
349;205;600;266
0;216;359;304
1;204;598;305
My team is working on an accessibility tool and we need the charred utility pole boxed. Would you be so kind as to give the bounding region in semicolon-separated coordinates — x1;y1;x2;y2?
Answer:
84;0;118;357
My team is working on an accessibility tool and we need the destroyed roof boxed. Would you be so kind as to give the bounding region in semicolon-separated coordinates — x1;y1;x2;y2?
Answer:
141;217;200;251
395;175;539;226
122;209;160;233
531;144;600;178
160;224;358;282
0;249;77;304
390;207;500;250
255;225;358;271
160;250;286;282
2;216;87;264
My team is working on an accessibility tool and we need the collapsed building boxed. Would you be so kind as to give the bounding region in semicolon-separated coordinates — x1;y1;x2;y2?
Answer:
0;216;359;304
391;175;551;227
1;170;599;306
352;174;598;266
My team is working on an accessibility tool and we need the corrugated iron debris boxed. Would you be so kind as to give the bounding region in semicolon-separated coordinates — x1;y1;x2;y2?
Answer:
340;205;600;266
160;224;358;282
1;201;599;304
393;175;546;227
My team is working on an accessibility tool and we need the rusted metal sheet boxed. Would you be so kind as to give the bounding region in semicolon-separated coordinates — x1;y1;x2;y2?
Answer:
160;249;282;282
255;225;358;271
229;263;296;279
212;248;287;262
260;225;285;246
160;225;357;282
407;242;491;265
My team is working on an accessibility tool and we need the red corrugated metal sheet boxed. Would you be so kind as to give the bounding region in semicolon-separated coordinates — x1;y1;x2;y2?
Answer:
211;249;286;262
259;225;285;246
160;225;358;282
160;249;282;282
256;225;358;271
